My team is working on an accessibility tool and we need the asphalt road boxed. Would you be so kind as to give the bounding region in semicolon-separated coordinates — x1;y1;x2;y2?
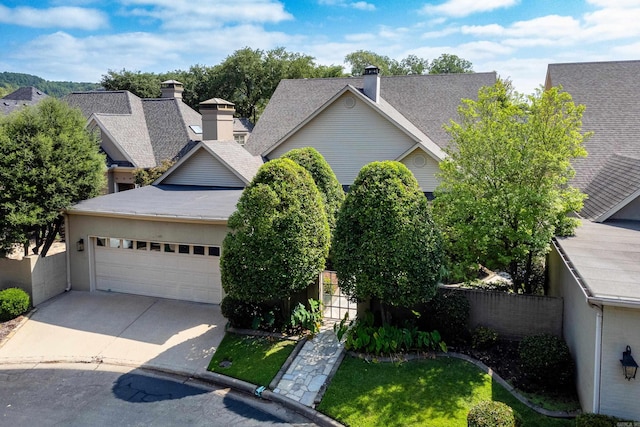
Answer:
0;364;314;426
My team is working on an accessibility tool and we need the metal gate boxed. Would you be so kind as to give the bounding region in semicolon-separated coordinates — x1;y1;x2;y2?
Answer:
321;271;357;320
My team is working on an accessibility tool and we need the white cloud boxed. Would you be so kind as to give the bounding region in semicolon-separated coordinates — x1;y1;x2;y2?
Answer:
122;0;294;29
0;5;108;30
318;0;376;11
421;0;519;18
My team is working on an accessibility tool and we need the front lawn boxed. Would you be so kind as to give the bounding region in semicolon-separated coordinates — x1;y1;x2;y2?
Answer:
317;355;573;427
207;333;296;386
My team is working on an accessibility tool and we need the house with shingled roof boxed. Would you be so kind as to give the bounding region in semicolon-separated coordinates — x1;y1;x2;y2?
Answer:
546;60;640;420
1;86;49;115
62;68;494;310
246;66;496;196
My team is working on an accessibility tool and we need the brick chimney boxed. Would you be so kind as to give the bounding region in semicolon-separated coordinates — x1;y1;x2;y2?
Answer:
199;98;235;141
363;65;380;103
161;80;184;100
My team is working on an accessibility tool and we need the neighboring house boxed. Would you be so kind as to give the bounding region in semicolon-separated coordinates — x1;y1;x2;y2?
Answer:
546;60;640;420
64;69;494;305
1;86;49;115
65;80;254;193
246;66;496;196
65;99;263;304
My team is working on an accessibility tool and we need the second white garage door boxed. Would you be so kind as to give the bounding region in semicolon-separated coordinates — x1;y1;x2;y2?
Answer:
94;237;222;304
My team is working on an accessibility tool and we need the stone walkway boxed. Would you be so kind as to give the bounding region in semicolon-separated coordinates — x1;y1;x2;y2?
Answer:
273;322;344;407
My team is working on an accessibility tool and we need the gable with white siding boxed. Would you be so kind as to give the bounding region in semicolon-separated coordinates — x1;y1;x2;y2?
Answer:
399;148;441;192
267;91;423;186
162;147;245;187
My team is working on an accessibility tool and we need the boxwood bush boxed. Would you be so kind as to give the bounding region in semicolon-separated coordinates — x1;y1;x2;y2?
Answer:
0;287;30;321
518;333;574;391
467;400;522;427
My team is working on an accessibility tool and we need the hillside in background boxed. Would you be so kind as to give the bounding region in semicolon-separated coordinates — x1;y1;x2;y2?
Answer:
0;72;101;97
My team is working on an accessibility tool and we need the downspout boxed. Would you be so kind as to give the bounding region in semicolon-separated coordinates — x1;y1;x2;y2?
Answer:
589;303;603;414
64;213;71;291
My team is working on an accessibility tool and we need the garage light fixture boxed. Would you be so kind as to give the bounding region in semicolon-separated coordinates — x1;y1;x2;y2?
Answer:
77;238;84;252
621;346;638;381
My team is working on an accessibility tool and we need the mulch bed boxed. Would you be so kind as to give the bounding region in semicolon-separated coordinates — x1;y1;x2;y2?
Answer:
0;315;26;343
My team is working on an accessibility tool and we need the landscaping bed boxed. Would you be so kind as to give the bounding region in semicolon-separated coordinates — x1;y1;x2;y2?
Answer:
0;315;25;343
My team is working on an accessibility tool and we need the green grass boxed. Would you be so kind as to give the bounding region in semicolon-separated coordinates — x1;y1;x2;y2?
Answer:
317;356;574;427
208;333;296;386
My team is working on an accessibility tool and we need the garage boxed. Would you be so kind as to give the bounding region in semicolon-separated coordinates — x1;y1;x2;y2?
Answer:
93;237;222;304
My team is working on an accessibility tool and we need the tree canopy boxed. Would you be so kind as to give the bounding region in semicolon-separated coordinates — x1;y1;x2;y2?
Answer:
428;53;473;74
102;47;345;122
332;161;444;318
220;158;330;303
344;50;472;76
280;147;344;233
0;98;106;257
432;80;589;292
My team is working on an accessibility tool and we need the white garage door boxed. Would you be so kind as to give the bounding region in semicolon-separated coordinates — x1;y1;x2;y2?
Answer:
94;237;222;304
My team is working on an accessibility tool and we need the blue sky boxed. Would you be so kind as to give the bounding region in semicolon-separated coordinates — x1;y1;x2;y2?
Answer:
1;0;639;94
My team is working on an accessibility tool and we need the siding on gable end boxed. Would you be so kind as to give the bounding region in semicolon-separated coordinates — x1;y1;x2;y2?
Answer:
611;195;640;221
268;93;415;185
162;148;245;187
400;149;441;192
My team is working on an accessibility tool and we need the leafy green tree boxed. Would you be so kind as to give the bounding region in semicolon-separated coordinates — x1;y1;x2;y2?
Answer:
221;158;330;303
100;69;163;98
433;80;589;293
280;147;344;233
0;98;105;257
345;50;398;76
428;53;473;74
133;159;175;186
333;161;444;323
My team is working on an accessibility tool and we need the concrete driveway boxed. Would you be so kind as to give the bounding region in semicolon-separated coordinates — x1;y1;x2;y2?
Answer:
0;291;226;376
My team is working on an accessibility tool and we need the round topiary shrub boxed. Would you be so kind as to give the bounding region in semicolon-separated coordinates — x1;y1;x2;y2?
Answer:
467;401;522;427
0;287;30;321
518;333;574;391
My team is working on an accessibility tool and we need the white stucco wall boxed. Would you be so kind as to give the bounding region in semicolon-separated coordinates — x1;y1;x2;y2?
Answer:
600;305;640;421
548;245;597;413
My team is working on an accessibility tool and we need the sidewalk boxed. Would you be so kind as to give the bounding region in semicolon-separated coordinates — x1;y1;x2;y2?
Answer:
273;322;344;407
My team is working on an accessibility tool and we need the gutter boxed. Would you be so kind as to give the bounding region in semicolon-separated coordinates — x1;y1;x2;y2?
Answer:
64;213;71;292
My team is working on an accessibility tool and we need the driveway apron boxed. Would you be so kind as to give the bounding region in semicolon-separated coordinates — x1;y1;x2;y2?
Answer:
0;291;226;376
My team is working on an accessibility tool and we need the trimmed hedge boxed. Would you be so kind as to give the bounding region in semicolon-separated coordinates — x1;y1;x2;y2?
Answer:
0;287;30;321
518;333;574;390
467;401;522;427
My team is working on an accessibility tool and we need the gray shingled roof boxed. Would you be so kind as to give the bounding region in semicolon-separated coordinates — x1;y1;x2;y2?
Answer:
554;219;640;303
1;86;49;115
67;185;242;221
246;72;497;156
64;91;203;168
202;140;263;183
546;60;640;219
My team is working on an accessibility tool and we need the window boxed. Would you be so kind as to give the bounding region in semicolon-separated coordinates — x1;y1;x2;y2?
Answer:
178;245;190;254
234;134;246;145
136;241;147;250
150;242;161;252
208;246;220;256
96;238;106;247
164;243;176;253
109;238;121;248
189;125;202;134
123;239;134;249
193;245;205;255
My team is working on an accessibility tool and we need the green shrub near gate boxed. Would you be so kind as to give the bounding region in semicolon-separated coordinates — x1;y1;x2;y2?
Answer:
0;287;30;321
